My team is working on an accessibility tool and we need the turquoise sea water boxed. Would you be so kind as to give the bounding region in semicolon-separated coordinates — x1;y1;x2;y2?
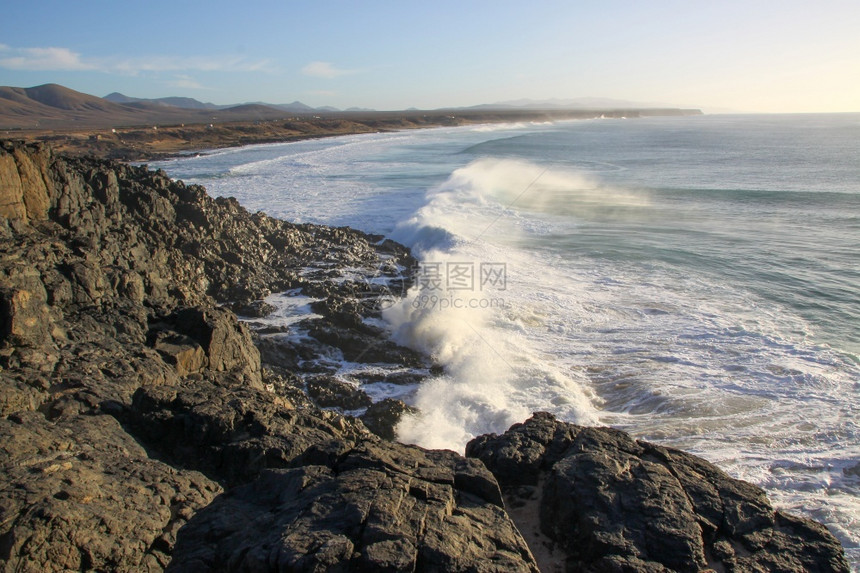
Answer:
154;113;860;567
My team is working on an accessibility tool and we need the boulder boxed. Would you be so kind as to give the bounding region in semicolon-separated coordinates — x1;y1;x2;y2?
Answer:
0;150;28;221
305;374;372;410
150;307;262;387
129;379;541;571
307;318;426;366
227;299;277;318
361;397;419;441
151;331;206;376
0;282;53;347
467;412;850;573
129;379;363;485
168;443;537;572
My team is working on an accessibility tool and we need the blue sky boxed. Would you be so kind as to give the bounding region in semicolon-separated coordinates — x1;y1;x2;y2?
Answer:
2;0;858;112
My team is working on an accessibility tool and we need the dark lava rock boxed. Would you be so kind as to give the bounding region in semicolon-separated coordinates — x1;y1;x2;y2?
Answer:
360;397;419;441
167;442;536;572
0;411;221;571
0;140;849;572
310;294;368;329
306;318;426;366
128;378;538;571
129;379;365;486
226;299;277;318
305;374;373;410
0;140;456;571
467;412;850;573
255;334;307;372
261;367;315;409
355;369;427;386
149;306;263;387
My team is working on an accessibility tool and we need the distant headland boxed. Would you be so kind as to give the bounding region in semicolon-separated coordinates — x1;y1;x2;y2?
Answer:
1;83;702;160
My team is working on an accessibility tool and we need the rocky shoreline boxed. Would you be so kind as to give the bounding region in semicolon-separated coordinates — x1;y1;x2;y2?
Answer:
0;140;849;571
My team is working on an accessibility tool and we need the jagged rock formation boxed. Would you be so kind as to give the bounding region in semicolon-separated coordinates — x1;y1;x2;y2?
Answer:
0;140;849;572
467;413;850;572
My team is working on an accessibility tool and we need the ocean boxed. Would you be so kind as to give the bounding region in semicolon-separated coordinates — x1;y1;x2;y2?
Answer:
153;113;860;567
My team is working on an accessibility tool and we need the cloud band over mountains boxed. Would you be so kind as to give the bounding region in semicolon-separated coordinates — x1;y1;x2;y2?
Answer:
301;61;361;79
0;44;274;75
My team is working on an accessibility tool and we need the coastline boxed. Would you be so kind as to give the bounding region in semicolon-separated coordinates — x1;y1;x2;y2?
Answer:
0;139;850;571
3;107;701;161
157;113;860;571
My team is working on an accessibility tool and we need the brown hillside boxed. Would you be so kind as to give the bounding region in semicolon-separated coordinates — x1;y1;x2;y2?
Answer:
21;83;120;112
0;83;306;130
0;87;68;122
0;83;210;129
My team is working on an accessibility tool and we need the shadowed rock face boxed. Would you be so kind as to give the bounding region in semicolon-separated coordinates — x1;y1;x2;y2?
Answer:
466;412;850;573
0;140;849;572
0;140;537;571
129;379;538;571
165;443;534;572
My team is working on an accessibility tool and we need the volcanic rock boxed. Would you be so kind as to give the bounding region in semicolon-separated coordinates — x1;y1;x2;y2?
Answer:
466;412;850;573
361;397;419;441
166;438;535;572
305;374;373;410
0;140;849;572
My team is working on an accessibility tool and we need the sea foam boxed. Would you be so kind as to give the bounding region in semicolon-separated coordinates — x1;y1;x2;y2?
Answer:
385;158;604;450
154;117;860;567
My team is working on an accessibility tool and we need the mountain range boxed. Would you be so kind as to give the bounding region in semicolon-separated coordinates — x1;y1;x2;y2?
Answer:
0;83;697;131
103;92;353;114
103;92;679;114
0;84;350;130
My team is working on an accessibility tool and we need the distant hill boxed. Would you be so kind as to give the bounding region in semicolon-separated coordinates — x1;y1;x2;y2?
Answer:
105;92;219;110
19;84;119;112
270;101;316;113
0;83;186;129
0;84;319;130
0;83;701;131
105;93;342;114
0;84;122;122
216;103;308;121
0;86;63;120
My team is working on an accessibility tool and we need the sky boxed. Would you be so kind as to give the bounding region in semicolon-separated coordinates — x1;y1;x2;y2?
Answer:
1;0;859;113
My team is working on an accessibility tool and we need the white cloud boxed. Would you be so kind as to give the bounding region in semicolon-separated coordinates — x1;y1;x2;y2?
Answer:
0;46;95;71
116;55;275;75
301;61;358;78
167;74;207;90
0;44;274;75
